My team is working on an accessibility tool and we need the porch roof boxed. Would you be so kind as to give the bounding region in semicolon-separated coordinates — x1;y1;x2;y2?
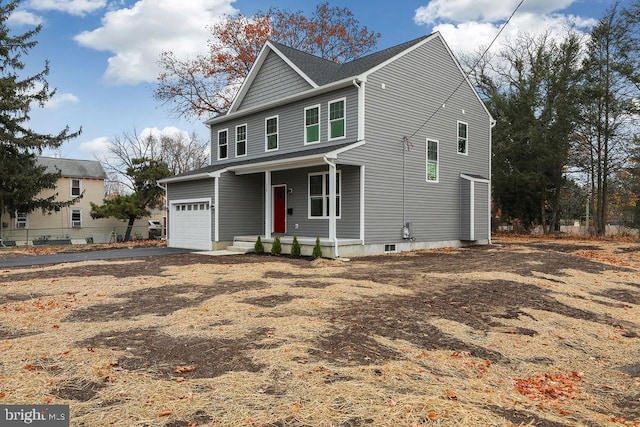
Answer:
160;141;364;183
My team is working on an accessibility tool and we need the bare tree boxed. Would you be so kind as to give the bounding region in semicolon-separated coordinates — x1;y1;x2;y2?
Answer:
99;129;209;195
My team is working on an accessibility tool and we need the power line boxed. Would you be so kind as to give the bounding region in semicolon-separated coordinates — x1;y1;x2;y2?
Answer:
404;0;525;142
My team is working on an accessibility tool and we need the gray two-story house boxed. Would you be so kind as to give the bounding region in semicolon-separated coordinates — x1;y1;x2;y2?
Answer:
160;32;494;257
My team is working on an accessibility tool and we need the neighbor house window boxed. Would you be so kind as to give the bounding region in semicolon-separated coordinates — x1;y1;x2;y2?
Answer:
218;129;228;160
305;105;320;144
265;116;278;151
236;124;247;157
328;98;345;140
457;121;468;155
71;209;82;228
308;171;341;218
71;179;81;196
426;139;439;182
16;212;27;229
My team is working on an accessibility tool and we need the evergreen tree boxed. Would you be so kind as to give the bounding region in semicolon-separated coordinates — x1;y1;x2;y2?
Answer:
0;0;81;235
290;235;301;257
254;235;264;254
312;237;322;259
271;236;282;255
91;159;170;241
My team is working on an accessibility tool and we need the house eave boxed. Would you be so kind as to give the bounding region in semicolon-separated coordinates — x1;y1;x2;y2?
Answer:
159;172;216;184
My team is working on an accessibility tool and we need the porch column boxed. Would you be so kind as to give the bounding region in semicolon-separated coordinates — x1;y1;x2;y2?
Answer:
214;176;219;242
327;161;337;241
264;170;271;239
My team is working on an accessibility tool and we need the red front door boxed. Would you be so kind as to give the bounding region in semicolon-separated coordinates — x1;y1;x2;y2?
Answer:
273;185;286;233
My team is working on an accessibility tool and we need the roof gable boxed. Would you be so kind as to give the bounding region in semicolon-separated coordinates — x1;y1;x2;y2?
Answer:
37;157;107;180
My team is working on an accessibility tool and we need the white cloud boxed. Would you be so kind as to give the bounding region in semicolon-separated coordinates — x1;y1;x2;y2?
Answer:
44;92;80;109
8;10;44;26
140;126;191;141
79;136;110;156
74;0;237;85
27;0;107;16
414;0;576;25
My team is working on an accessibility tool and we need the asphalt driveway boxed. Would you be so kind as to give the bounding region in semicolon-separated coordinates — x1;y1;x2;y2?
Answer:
0;247;192;268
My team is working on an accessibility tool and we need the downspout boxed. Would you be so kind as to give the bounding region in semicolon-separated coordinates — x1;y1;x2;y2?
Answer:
323;156;339;258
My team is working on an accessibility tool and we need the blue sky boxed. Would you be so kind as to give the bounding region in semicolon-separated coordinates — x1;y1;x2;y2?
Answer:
6;0;628;161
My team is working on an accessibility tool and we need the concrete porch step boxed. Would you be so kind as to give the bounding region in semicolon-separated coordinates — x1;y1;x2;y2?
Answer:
226;240;255;253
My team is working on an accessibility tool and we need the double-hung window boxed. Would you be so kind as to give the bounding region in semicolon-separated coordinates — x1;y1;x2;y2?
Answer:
426;139;439;182
265;116;278;151
236;124;247;157
71;179;81;196
218;129;228;160
16;212;27;229
328;98;345;140
457;121;468;155
309;171;341;218
71;209;82;228
305;105;320;144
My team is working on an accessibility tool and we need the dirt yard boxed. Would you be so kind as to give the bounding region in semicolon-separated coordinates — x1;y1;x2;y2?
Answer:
0;237;638;426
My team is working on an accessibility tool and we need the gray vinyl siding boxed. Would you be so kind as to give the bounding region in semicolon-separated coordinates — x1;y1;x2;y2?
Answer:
217;172;264;241
210;86;359;165
474;181;489;240
460;179;471;240
271;165;360;239
238;51;313;111
339;34;491;245
166;179;215;240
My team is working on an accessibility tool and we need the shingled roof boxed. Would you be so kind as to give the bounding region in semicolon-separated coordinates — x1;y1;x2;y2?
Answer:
37;157;107;180
269;35;431;86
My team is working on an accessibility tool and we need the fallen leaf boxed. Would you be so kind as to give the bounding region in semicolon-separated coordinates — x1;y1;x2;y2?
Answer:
427;411;437;420
158;410;173;417
291;400;300;412
175;365;196;374
44;396;53;404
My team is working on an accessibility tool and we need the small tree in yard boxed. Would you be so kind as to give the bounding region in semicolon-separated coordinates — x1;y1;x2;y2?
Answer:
271;236;282;255
290;235;301;257
91;158;170;241
254;236;264;254
312;237;322;259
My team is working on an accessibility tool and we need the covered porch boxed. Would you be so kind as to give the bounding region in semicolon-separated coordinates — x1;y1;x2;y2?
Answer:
228;235;364;259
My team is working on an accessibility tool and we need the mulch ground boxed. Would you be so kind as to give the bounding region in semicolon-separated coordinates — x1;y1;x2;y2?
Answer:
0;236;638;426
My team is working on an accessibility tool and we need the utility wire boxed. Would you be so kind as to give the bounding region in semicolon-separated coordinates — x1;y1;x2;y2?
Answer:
404;0;525;142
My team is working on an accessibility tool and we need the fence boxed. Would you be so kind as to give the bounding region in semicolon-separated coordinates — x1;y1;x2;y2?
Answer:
0;225;162;247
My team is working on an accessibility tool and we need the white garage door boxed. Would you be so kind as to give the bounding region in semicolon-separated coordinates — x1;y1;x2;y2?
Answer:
169;200;212;250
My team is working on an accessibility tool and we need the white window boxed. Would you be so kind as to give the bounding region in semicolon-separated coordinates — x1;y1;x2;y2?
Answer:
328;98;346;140
265;116;278;151
71;209;82;228
16;212;27;229
71;179;81;196
218;129;228;160
426;139;439;182
308;171;341;218
457;121;468;155
304;105;320;144
236;124;247;157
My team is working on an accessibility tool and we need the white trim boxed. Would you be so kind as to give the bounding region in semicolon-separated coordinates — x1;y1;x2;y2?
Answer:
235;124;248;158
426;138;439;183
457;120;468;155
264;171;272;238
217;128;228;161
328;97;346;141
357;80;365;141
267;42;319;88
304;104;321;145
460;173;490;183
360;165;365;243
159;172;214;184
70;178;82;197
70;208;82;228
308;170;342;220
272;184;287;233
265;115;279;152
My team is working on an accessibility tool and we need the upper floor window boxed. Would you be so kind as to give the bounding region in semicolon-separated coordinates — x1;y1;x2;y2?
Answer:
328;98;345;140
218;129;228;160
426;139;439;182
308;171;341;218
71;179;81;196
266;116;278;151
236;124;247;157
16;212;27;229
457;121;468;155
71;209;82;228
305;105;320;144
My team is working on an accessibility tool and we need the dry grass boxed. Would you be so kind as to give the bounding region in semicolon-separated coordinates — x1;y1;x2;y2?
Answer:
0;236;639;426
